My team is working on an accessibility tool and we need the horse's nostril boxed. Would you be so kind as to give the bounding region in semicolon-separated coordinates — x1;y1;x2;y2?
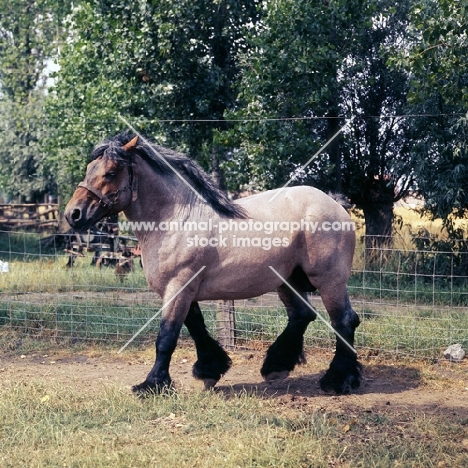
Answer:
71;208;81;221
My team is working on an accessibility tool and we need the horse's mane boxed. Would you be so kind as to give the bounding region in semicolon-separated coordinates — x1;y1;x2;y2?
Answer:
91;132;247;219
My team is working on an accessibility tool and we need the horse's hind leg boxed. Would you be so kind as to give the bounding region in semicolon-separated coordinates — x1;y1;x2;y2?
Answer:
319;287;361;394
184;302;232;389
261;283;316;380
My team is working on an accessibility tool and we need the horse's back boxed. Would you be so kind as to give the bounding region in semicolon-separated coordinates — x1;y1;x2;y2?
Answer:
234;186;356;289
236;186;352;228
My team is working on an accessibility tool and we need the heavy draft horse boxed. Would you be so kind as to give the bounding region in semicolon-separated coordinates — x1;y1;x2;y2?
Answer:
65;133;361;395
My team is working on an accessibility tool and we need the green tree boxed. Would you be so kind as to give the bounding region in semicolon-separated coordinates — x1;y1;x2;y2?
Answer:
225;0;415;247
0;0;72;202
223;0;372;192
341;0;415;248
399;0;468;224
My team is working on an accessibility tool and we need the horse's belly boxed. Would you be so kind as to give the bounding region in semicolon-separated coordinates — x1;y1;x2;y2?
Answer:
195;277;280;301
194;257;289;301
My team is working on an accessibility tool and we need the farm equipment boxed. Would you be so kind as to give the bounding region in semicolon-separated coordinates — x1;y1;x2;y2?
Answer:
64;220;140;277
39;217;140;279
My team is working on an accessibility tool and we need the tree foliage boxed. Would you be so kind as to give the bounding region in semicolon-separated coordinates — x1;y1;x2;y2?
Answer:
224;0;416;245
0;0;72;201
223;0;373;191
341;0;415;245
399;0;468;222
2;0;468;235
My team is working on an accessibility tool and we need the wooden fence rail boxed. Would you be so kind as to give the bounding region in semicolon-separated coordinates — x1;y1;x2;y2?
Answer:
0;203;59;231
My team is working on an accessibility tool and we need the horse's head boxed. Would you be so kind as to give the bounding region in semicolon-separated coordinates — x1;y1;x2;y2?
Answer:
65;136;138;232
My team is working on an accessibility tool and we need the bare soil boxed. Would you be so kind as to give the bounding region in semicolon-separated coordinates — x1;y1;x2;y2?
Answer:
1;344;467;419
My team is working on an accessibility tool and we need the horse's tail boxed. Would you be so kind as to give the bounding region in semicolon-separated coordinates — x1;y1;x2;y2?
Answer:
327;192;355;211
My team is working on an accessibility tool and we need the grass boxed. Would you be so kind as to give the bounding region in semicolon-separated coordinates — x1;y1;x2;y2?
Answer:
2;294;468;358
0;256;148;294
348;270;468;306
0;376;467;467
350;229;468;307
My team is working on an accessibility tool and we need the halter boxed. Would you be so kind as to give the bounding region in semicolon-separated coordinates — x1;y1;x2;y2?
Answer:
78;159;138;211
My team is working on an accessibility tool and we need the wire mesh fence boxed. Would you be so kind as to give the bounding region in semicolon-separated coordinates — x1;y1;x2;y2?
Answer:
1;229;467;358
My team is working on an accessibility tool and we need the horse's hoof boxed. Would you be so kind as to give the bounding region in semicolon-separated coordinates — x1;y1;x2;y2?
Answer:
203;378;218;390
319;367;361;395
263;370;290;381
131;380;173;398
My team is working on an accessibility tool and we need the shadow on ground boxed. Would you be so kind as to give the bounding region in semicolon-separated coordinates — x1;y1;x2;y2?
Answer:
216;364;423;398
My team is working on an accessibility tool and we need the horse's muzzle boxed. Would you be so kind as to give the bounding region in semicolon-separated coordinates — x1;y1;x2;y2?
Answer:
64;201;102;232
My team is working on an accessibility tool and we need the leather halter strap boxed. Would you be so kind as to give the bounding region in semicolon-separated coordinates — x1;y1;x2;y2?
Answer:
78;163;137;210
77;181;121;208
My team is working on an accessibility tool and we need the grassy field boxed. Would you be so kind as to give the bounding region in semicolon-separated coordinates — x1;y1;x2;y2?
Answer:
1;291;468;359
0;344;467;468
0;384;456;467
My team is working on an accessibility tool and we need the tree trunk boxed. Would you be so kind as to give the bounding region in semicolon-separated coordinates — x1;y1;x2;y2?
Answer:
211;146;226;191
357;175;395;251
327;117;342;192
362;202;394;250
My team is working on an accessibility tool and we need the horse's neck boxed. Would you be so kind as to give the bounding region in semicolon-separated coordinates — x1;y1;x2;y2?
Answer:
123;154;208;223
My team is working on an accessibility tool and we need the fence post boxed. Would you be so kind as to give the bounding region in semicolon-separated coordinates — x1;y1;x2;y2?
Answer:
216;300;236;349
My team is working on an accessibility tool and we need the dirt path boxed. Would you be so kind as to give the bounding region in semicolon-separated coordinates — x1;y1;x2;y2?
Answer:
1;345;467;419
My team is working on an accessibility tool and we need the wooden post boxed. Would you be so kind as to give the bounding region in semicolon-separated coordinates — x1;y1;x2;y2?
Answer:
57;196;70;233
216;300;236;349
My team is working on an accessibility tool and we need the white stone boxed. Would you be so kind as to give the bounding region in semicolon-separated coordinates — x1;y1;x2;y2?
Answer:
443;343;466;362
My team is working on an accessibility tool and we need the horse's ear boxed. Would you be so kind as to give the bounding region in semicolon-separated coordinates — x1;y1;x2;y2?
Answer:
122;136;138;152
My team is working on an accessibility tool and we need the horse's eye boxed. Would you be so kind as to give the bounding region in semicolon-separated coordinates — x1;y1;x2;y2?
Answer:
104;171;117;179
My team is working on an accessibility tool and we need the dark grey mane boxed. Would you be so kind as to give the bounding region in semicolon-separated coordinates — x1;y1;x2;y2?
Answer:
90;133;247;219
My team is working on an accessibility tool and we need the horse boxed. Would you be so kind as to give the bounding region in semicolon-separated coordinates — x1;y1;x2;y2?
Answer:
64;132;361;396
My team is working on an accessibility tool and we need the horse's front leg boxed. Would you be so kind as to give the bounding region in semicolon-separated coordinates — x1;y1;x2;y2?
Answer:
184;301;232;389
132;293;192;396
